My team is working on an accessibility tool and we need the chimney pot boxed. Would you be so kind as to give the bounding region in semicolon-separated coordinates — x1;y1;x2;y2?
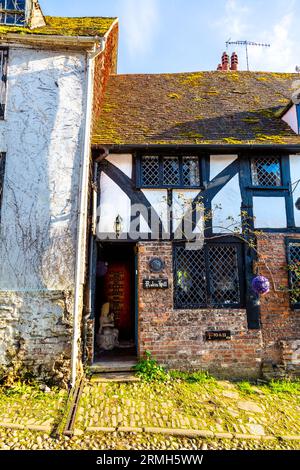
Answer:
221;52;230;71
230;52;238;71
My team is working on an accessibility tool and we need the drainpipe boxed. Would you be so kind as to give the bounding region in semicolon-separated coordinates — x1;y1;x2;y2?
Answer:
82;161;98;364
70;40;105;388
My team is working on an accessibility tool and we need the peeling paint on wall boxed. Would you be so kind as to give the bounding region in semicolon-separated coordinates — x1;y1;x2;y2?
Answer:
0;47;88;381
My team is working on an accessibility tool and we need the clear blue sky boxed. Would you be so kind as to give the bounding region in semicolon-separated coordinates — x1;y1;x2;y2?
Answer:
40;0;300;74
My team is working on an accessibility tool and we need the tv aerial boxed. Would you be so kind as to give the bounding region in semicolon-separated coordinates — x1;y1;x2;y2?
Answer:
226;39;271;71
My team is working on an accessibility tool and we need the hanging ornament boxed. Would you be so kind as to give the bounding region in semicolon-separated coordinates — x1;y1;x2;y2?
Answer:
252;275;270;296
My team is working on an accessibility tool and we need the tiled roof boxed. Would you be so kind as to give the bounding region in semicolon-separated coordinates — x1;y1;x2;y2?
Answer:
0;16;116;37
92;71;300;146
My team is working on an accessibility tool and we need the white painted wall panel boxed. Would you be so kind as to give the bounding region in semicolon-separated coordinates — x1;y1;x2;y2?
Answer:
141;189;169;234
282;105;298;134
0;48;87;290
106;154;132;178
98;173;131;236
210;154;238;180
212;174;242;233
290;155;300;227
172;190;202;236
253;197;286;228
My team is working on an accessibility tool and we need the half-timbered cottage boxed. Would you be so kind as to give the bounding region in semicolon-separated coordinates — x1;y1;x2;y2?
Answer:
89;65;300;379
0;2;299;385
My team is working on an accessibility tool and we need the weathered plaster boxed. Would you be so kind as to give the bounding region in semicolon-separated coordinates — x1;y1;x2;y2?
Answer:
0;47;88;381
0;47;87;290
0;290;73;384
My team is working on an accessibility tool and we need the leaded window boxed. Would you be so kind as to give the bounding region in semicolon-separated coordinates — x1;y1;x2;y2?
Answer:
0;48;8;119
287;240;300;308
174;241;244;309
0;152;6;222
251;157;282;187
139;155;201;188
0;1;26;25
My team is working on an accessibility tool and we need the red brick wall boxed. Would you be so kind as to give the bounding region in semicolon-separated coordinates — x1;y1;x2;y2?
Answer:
137;242;263;379
92;22;119;133
257;233;300;366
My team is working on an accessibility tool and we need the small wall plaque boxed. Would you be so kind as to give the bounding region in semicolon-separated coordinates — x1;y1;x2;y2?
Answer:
149;257;165;273
205;331;231;341
143;279;169;289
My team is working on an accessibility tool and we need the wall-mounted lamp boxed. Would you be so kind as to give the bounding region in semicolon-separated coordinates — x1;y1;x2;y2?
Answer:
114;215;123;239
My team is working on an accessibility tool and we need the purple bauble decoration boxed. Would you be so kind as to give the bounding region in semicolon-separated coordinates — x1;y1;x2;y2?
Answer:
252;276;270;296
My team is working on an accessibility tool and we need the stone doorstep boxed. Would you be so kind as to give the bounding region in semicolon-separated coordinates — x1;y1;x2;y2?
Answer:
81;426;300;441
90;373;140;383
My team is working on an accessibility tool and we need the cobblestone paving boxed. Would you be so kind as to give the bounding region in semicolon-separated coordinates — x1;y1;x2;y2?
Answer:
0;428;299;450
75;380;300;438
0;387;67;431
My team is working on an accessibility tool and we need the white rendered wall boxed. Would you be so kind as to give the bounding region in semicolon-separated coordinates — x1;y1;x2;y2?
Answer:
0;47;87;290
290;155;300;227
98;173;131;236
212;174;242;233
282;105;298;134
253;197;287;228
210;155;241;233
106;154;132;178
210;154;238;180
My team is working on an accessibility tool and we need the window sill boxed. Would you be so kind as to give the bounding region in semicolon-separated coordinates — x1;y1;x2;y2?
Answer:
137;186;205;191
247;185;289;191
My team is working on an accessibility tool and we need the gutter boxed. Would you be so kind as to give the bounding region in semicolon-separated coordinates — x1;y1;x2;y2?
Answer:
0;33;104;50
92;143;300;154
70;41;104;388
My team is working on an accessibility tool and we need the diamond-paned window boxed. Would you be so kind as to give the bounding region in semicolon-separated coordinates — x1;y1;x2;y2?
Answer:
174;242;244;309
251;157;282;187
163;157;180;186
174;245;207;308
183;156;200;187
141;156;160;187
0;152;6;222
0;48;8;119
208;244;240;306
0;0;26;25
139;155;201;188
287;240;300;307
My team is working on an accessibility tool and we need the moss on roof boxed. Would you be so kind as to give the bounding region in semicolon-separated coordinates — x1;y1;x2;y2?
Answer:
93;71;300;146
0;16;116;37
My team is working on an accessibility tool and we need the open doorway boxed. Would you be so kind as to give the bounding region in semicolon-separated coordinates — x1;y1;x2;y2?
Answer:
94;243;137;364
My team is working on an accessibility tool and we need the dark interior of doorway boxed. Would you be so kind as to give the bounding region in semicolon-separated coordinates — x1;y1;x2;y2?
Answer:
94;243;136;363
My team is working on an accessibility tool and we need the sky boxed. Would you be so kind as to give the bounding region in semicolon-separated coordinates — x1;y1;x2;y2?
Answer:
40;0;300;75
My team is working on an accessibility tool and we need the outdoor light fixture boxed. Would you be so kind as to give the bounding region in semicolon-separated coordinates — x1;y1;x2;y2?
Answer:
114;215;123;239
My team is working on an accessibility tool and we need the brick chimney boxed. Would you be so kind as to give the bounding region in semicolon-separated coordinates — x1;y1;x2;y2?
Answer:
221;52;230;71
230;52;238;71
217;52;239;71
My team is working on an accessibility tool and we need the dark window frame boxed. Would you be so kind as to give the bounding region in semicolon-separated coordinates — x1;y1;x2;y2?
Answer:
0;152;6;223
173;238;246;310
0;47;8;119
250;156;283;189
136;154;203;189
286;238;300;309
0;1;26;26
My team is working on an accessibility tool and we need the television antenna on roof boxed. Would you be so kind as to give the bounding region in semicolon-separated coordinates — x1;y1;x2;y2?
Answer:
226;39;271;71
